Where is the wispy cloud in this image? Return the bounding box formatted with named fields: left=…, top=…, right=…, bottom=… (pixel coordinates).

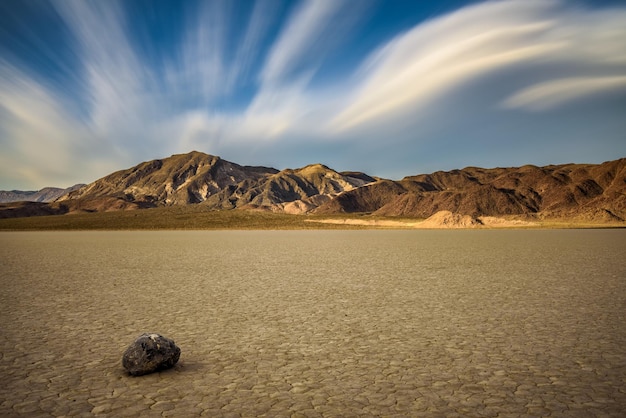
left=0, top=0, right=624, bottom=189
left=175, top=0, right=370, bottom=149
left=503, top=76, right=626, bottom=111
left=228, top=0, right=280, bottom=88
left=53, top=0, right=151, bottom=132
left=260, top=0, right=345, bottom=85
left=331, top=0, right=561, bottom=130
left=330, top=0, right=626, bottom=135
left=0, top=62, right=119, bottom=188
left=165, top=0, right=232, bottom=106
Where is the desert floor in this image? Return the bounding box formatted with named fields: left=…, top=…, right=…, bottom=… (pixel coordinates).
left=1, top=230, right=625, bottom=417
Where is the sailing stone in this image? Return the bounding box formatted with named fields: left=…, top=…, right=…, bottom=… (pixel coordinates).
left=122, top=333, right=181, bottom=376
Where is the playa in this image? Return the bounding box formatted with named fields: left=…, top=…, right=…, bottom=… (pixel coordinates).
left=1, top=230, right=625, bottom=417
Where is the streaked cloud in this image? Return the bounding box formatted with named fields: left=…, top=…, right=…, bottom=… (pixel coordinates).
left=228, top=0, right=280, bottom=88
left=167, top=0, right=231, bottom=105
left=53, top=0, right=150, bottom=130
left=503, top=76, right=626, bottom=111
left=0, top=63, right=121, bottom=188
left=330, top=0, right=626, bottom=131
left=0, top=0, right=624, bottom=190
left=261, top=0, right=346, bottom=85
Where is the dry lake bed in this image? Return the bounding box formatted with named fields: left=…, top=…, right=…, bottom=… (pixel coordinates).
left=1, top=230, right=625, bottom=417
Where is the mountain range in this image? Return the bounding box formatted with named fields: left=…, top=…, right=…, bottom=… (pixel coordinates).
left=1, top=151, right=625, bottom=223
left=0, top=184, right=84, bottom=204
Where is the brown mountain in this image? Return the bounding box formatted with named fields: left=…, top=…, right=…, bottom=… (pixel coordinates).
left=203, top=163, right=376, bottom=213
left=1, top=152, right=624, bottom=223
left=54, top=151, right=375, bottom=215
left=58, top=151, right=278, bottom=208
left=315, top=158, right=626, bottom=222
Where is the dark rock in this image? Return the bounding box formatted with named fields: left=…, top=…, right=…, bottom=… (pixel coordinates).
left=122, top=333, right=181, bottom=376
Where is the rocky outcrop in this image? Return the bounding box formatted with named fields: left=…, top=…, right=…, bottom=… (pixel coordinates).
left=204, top=163, right=376, bottom=213
left=122, top=333, right=181, bottom=376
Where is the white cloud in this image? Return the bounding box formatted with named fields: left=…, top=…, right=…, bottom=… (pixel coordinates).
left=52, top=0, right=153, bottom=135
left=165, top=0, right=232, bottom=105
left=0, top=0, right=180, bottom=189
left=174, top=0, right=369, bottom=153
left=330, top=0, right=626, bottom=132
left=50, top=0, right=189, bottom=163
left=261, top=0, right=345, bottom=85
left=167, top=75, right=320, bottom=157
left=227, top=0, right=280, bottom=88
left=1, top=0, right=625, bottom=190
left=503, top=76, right=626, bottom=110
left=170, top=111, right=226, bottom=153
left=0, top=63, right=121, bottom=188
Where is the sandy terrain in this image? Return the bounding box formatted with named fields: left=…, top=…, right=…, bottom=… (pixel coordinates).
left=306, top=218, right=423, bottom=228
left=308, top=211, right=538, bottom=228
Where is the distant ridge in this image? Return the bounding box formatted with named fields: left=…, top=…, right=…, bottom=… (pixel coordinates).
left=1, top=151, right=624, bottom=223
left=0, top=184, right=84, bottom=204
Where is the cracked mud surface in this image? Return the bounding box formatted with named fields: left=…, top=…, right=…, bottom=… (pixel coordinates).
left=1, top=230, right=625, bottom=417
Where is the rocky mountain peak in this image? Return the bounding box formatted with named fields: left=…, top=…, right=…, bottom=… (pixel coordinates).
left=58, top=151, right=278, bottom=206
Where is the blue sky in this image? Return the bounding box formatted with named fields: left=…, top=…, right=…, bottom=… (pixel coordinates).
left=1, top=0, right=625, bottom=190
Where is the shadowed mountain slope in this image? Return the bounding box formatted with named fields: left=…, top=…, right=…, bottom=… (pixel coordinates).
left=315, top=158, right=626, bottom=221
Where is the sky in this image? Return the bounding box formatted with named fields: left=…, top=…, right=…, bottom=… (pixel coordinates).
left=1, top=0, right=625, bottom=190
